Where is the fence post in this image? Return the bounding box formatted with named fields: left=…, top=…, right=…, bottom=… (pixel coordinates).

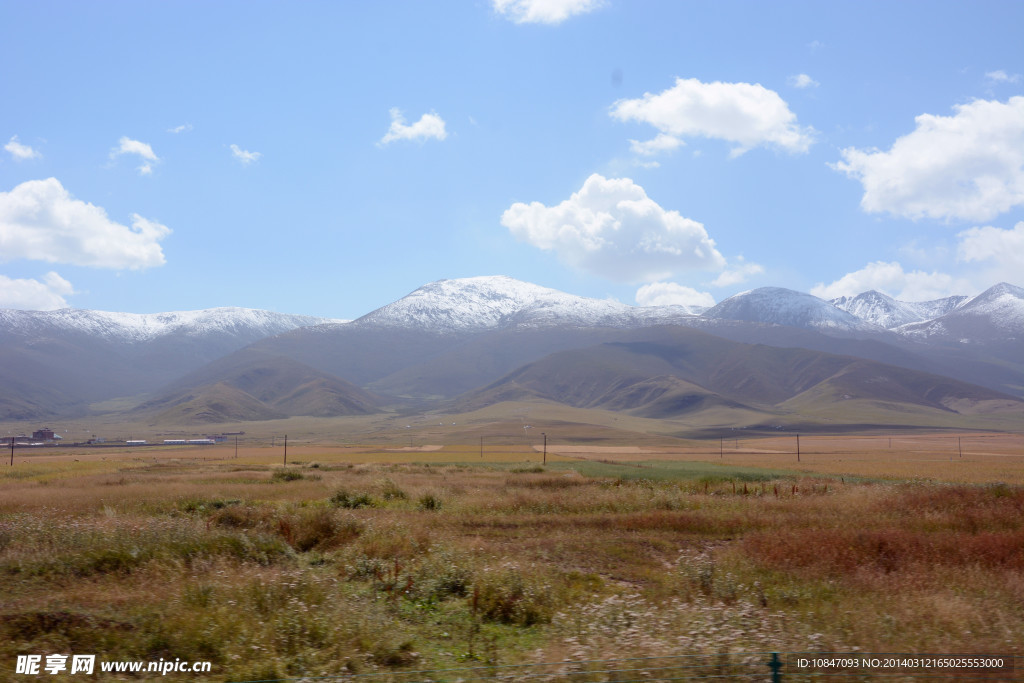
left=768, top=652, right=783, bottom=682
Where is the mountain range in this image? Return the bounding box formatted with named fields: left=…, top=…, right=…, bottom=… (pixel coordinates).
left=1, top=277, right=1022, bottom=432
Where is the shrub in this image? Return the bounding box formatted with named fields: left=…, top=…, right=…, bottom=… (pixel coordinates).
left=417, top=493, right=442, bottom=511
left=277, top=509, right=362, bottom=552
left=330, top=489, right=376, bottom=509
left=378, top=478, right=407, bottom=501
left=472, top=567, right=553, bottom=626
left=271, top=469, right=304, bottom=482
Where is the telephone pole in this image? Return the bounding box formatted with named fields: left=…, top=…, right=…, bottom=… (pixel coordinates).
left=542, top=432, right=547, bottom=465
left=283, top=435, right=288, bottom=466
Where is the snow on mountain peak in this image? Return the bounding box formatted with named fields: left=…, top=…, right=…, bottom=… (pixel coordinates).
left=706, top=287, right=875, bottom=331
left=353, top=275, right=699, bottom=332
left=830, top=290, right=971, bottom=329
left=0, top=306, right=337, bottom=342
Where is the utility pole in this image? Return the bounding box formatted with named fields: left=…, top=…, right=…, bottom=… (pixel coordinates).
left=479, top=436, right=483, bottom=459
left=720, top=436, right=723, bottom=459
left=283, top=435, right=288, bottom=466
left=542, top=432, right=547, bottom=465
left=235, top=435, right=238, bottom=459
left=958, top=436, right=962, bottom=458
left=796, top=433, right=801, bottom=462
left=9, top=437, right=13, bottom=466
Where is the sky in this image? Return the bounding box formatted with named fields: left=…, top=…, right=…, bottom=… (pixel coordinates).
left=1, top=0, right=1022, bottom=318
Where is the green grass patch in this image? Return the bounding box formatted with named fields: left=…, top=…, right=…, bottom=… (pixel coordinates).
left=546, top=459, right=800, bottom=483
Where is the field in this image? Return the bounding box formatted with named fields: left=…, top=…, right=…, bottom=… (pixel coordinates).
left=2, top=427, right=1023, bottom=681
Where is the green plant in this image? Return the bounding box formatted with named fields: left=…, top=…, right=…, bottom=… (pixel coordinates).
left=330, top=488, right=376, bottom=509
left=271, top=469, right=304, bottom=482
left=417, top=493, right=442, bottom=511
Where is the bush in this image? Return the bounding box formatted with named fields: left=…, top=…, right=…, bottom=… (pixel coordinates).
left=330, top=489, right=376, bottom=509
left=271, top=469, right=304, bottom=482
left=378, top=478, right=407, bottom=501
left=417, top=493, right=442, bottom=511
left=277, top=509, right=361, bottom=552
left=472, top=568, right=553, bottom=626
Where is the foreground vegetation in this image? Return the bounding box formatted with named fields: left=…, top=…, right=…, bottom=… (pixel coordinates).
left=1, top=448, right=1022, bottom=681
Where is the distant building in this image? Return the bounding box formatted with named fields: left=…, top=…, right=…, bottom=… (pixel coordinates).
left=32, top=428, right=55, bottom=441
left=126, top=440, right=147, bottom=445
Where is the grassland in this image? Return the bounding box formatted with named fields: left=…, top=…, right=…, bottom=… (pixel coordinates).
left=1, top=431, right=1023, bottom=681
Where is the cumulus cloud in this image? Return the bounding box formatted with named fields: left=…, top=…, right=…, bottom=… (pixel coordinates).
left=610, top=77, right=816, bottom=157
left=379, top=108, right=448, bottom=145
left=0, top=178, right=170, bottom=270
left=0, top=272, right=74, bottom=310
left=492, top=0, right=603, bottom=24
left=985, top=70, right=1021, bottom=84
left=957, top=221, right=1024, bottom=285
left=710, top=258, right=765, bottom=287
left=5, top=136, right=41, bottom=161
left=788, top=73, right=819, bottom=89
left=167, top=123, right=193, bottom=134
left=501, top=173, right=725, bottom=283
left=635, top=282, right=715, bottom=309
left=832, top=97, right=1024, bottom=222
left=810, top=261, right=967, bottom=301
left=230, top=144, right=262, bottom=165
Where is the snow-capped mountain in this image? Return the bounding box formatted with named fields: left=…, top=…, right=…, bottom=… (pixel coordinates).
left=897, top=283, right=1024, bottom=343
left=352, top=276, right=699, bottom=333
left=704, top=287, right=879, bottom=332
left=0, top=306, right=338, bottom=343
left=0, top=306, right=341, bottom=419
left=830, top=291, right=969, bottom=329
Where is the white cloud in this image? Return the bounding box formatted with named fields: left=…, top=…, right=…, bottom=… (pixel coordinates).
left=635, top=282, right=715, bottom=309
left=492, top=0, right=603, bottom=24
left=113, top=137, right=158, bottom=161
left=957, top=221, right=1024, bottom=286
left=810, top=261, right=967, bottom=301
left=112, top=137, right=159, bottom=175
left=710, top=258, right=765, bottom=287
left=629, top=133, right=683, bottom=156
left=5, top=136, right=41, bottom=161
left=167, top=123, right=193, bottom=134
left=0, top=271, right=74, bottom=310
left=230, top=144, right=262, bottom=165
left=0, top=178, right=170, bottom=270
left=788, top=73, right=819, bottom=89
left=610, top=77, right=816, bottom=157
left=832, top=97, right=1024, bottom=222
left=379, top=108, right=448, bottom=145
left=501, top=173, right=725, bottom=283
left=985, top=70, right=1021, bottom=84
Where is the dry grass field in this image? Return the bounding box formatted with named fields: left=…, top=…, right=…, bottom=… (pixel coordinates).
left=1, top=429, right=1022, bottom=680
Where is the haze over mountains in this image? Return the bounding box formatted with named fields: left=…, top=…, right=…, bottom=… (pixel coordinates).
left=1, top=277, right=1021, bottom=431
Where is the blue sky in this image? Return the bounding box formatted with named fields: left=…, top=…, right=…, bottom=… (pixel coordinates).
left=1, top=0, right=1022, bottom=317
